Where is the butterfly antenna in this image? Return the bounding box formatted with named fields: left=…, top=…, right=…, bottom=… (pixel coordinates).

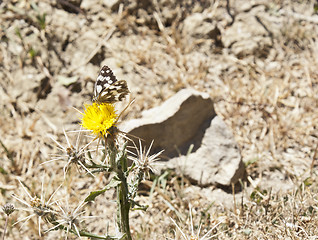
left=117, top=98, right=135, bottom=120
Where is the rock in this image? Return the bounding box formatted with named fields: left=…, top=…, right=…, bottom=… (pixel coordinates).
left=222, top=6, right=272, bottom=58
left=121, top=89, right=215, bottom=157
left=102, top=0, right=121, bottom=10
left=182, top=13, right=221, bottom=40
left=57, top=0, right=82, bottom=14
left=167, top=116, right=244, bottom=186
left=121, top=89, right=245, bottom=186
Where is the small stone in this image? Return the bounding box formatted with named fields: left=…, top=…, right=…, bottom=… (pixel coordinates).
left=182, top=13, right=220, bottom=40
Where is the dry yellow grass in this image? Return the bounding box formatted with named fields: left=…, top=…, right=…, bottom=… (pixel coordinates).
left=0, top=0, right=317, bottom=239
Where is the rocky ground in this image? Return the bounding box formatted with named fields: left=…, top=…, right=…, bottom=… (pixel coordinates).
left=0, top=0, right=318, bottom=239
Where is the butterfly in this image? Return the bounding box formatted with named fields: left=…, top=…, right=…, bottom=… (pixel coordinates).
left=93, top=65, right=129, bottom=104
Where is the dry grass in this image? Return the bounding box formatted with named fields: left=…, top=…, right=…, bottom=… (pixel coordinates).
left=0, top=0, right=318, bottom=239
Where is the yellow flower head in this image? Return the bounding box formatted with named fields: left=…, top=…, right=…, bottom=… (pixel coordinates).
left=81, top=103, right=118, bottom=137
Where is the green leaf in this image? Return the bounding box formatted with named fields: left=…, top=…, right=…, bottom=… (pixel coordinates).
left=0, top=166, right=8, bottom=174
left=37, top=13, right=46, bottom=30
left=314, top=3, right=318, bottom=13
left=303, top=177, right=313, bottom=186
left=15, top=27, right=22, bottom=40
left=28, top=47, right=37, bottom=59
left=85, top=178, right=121, bottom=202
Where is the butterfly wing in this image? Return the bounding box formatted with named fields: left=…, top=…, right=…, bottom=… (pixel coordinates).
left=93, top=66, right=129, bottom=103
left=97, top=80, right=129, bottom=103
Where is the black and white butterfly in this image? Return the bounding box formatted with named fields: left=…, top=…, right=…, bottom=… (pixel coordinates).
left=93, top=65, right=129, bottom=104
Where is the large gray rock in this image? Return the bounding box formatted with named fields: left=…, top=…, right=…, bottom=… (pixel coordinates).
left=121, top=89, right=215, bottom=157
left=167, top=116, right=244, bottom=186
left=121, top=89, right=244, bottom=186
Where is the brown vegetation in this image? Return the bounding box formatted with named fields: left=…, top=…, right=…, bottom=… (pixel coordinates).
left=0, top=0, right=317, bottom=239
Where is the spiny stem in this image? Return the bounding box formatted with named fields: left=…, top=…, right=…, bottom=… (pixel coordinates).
left=116, top=165, right=132, bottom=240
left=104, top=136, right=132, bottom=240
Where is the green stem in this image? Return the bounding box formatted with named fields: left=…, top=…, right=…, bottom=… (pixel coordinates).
left=105, top=137, right=131, bottom=240
left=116, top=168, right=132, bottom=240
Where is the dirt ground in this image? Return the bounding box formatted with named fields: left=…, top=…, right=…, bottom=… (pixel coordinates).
left=0, top=0, right=318, bottom=239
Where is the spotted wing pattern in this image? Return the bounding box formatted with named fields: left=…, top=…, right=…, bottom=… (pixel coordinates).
left=93, top=65, right=129, bottom=103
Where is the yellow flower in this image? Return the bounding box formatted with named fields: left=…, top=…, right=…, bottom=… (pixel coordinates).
left=81, top=103, right=118, bottom=137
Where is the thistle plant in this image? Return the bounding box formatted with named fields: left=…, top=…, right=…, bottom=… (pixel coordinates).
left=80, top=101, right=135, bottom=239
left=2, top=203, right=15, bottom=240
left=74, top=66, right=162, bottom=239
left=11, top=65, right=162, bottom=239
left=12, top=179, right=59, bottom=237
left=171, top=204, right=224, bottom=240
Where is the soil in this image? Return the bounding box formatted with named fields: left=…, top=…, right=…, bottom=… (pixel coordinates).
left=0, top=0, right=318, bottom=239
